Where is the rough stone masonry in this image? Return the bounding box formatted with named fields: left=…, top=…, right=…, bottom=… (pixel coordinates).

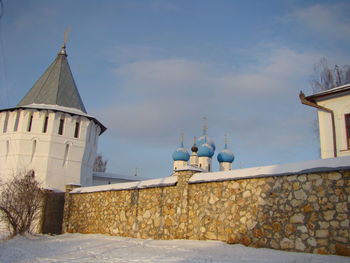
left=61, top=169, right=350, bottom=256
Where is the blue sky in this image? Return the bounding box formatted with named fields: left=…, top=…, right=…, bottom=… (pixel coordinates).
left=1, top=0, right=350, bottom=179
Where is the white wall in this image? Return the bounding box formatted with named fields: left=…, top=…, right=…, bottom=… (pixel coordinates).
left=316, top=93, right=350, bottom=158
left=198, top=157, right=212, bottom=172
left=0, top=108, right=99, bottom=190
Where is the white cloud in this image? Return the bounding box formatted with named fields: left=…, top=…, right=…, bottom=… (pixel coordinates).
left=290, top=3, right=350, bottom=42
left=96, top=46, right=322, bottom=152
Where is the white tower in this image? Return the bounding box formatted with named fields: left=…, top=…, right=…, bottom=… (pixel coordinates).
left=0, top=44, right=106, bottom=190
left=217, top=136, right=235, bottom=171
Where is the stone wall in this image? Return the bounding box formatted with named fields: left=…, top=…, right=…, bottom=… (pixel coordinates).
left=63, top=169, right=350, bottom=256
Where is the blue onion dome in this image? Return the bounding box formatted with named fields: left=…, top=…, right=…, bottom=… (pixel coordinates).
left=197, top=135, right=216, bottom=151
left=172, top=143, right=190, bottom=161
left=197, top=143, right=214, bottom=157
left=217, top=144, right=235, bottom=163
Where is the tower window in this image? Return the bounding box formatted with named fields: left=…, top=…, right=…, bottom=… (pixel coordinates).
left=31, top=140, right=37, bottom=162
left=3, top=112, right=9, bottom=133
left=345, top=114, right=350, bottom=149
left=58, top=116, right=65, bottom=135
left=87, top=124, right=92, bottom=142
left=74, top=121, right=80, bottom=138
left=63, top=143, right=70, bottom=167
left=43, top=115, right=49, bottom=133
left=14, top=111, right=20, bottom=131
left=6, top=140, right=9, bottom=159
left=27, top=113, right=33, bottom=132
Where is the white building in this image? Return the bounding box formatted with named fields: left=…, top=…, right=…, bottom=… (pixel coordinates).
left=300, top=84, right=350, bottom=159
left=0, top=45, right=106, bottom=190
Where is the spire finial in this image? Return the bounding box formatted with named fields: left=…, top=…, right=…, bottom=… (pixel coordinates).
left=59, top=28, right=70, bottom=56
left=180, top=132, right=184, bottom=147
left=224, top=134, right=228, bottom=149
left=202, top=117, right=208, bottom=135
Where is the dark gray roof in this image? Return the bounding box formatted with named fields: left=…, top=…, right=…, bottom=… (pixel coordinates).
left=17, top=46, right=87, bottom=113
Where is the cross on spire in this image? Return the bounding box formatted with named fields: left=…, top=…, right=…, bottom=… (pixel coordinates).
left=202, top=117, right=208, bottom=135
left=59, top=28, right=70, bottom=56
left=224, top=134, right=228, bottom=149
left=180, top=132, right=184, bottom=147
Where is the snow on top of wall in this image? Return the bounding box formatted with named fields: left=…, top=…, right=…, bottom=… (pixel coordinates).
left=189, top=156, right=350, bottom=184
left=43, top=187, right=64, bottom=193
left=71, top=176, right=178, bottom=194
left=174, top=166, right=205, bottom=172
left=93, top=172, right=149, bottom=181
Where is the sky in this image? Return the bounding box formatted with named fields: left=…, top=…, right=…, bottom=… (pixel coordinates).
left=0, top=0, right=350, bottom=179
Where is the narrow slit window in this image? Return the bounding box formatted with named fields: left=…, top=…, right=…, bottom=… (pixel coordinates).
left=27, top=113, right=33, bottom=132
left=74, top=121, right=80, bottom=138
left=3, top=112, right=9, bottom=133
left=43, top=115, right=49, bottom=133
left=14, top=111, right=20, bottom=131
left=63, top=144, right=69, bottom=167
left=58, top=116, right=65, bottom=135
left=93, top=127, right=99, bottom=146
left=345, top=114, right=350, bottom=149
left=87, top=124, right=92, bottom=142
left=31, top=140, right=37, bottom=162
left=6, top=140, right=9, bottom=159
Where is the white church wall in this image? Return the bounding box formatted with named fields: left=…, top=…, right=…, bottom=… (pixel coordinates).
left=316, top=93, right=350, bottom=158
left=219, top=162, right=231, bottom=171
left=198, top=157, right=212, bottom=172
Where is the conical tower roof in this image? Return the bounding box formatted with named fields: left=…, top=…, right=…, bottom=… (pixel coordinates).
left=17, top=45, right=87, bottom=113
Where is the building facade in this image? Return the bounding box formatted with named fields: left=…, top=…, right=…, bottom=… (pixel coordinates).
left=300, top=84, right=350, bottom=159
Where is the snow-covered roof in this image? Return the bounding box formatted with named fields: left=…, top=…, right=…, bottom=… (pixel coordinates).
left=189, top=156, right=350, bottom=184
left=71, top=176, right=178, bottom=194
left=93, top=172, right=149, bottom=181
left=174, top=165, right=205, bottom=172
left=305, top=83, right=350, bottom=102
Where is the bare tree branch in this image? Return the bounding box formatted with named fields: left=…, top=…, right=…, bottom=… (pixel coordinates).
left=0, top=170, right=43, bottom=237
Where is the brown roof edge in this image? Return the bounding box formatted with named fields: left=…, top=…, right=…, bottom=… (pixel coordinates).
left=304, top=84, right=350, bottom=102
left=299, top=91, right=337, bottom=158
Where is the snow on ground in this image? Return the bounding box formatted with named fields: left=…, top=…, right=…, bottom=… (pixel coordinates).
left=0, top=233, right=348, bottom=263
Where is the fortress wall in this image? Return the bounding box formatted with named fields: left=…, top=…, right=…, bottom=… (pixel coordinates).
left=62, top=169, right=350, bottom=256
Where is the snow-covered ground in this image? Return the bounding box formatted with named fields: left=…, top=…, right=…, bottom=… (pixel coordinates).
left=0, top=233, right=348, bottom=263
